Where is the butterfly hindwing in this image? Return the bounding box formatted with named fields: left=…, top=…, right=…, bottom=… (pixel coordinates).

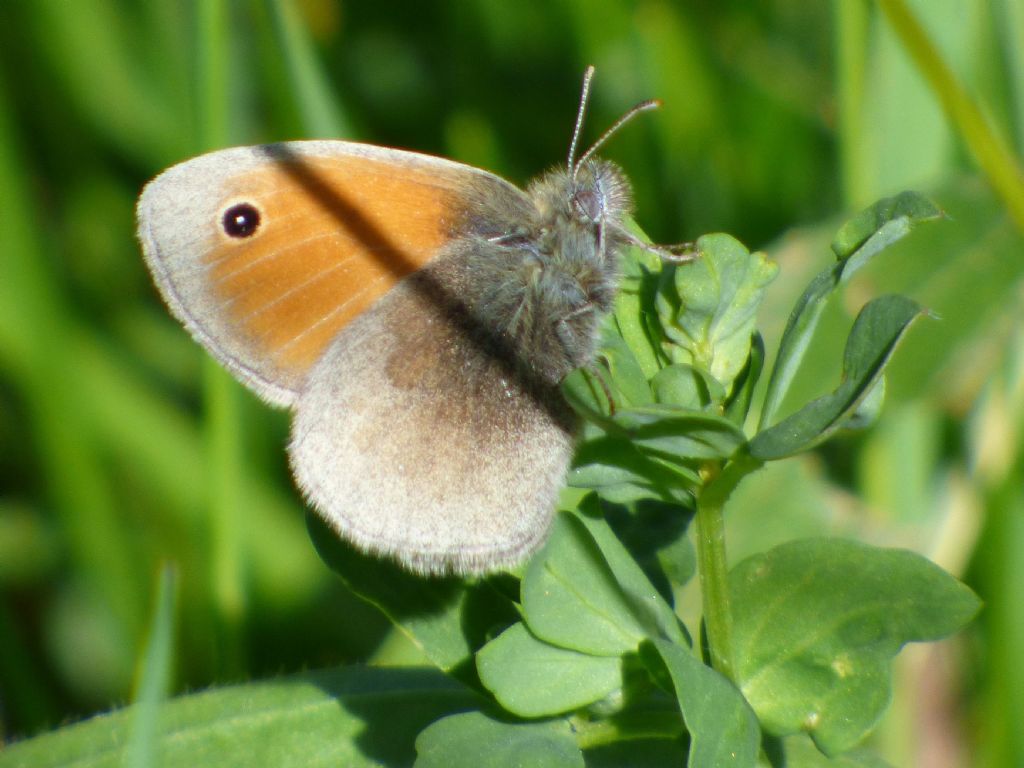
left=288, top=248, right=577, bottom=575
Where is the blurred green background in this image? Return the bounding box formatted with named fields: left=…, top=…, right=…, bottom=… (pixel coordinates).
left=0, top=0, right=1021, bottom=764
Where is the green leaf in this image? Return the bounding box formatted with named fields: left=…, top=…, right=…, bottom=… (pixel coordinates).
left=614, top=228, right=670, bottom=379
left=598, top=325, right=659, bottom=408
left=830, top=191, right=943, bottom=259
left=764, top=179, right=1019, bottom=407
left=520, top=504, right=687, bottom=656
left=642, top=639, right=760, bottom=767
left=573, top=501, right=689, bottom=647
left=611, top=405, right=748, bottom=461
left=307, top=512, right=518, bottom=677
left=603, top=500, right=697, bottom=594
left=724, top=332, right=765, bottom=426
left=749, top=295, right=924, bottom=460
left=521, top=512, right=651, bottom=655
left=476, top=623, right=623, bottom=717
left=0, top=667, right=479, bottom=768
left=730, top=538, right=981, bottom=755
left=569, top=437, right=700, bottom=505
left=562, top=241, right=665, bottom=422
left=759, top=191, right=942, bottom=428
left=656, top=233, right=778, bottom=392
left=563, top=329, right=656, bottom=421
left=415, top=712, right=584, bottom=768
left=776, top=734, right=894, bottom=767
left=650, top=364, right=725, bottom=410
left=842, top=377, right=886, bottom=432
left=562, top=368, right=613, bottom=423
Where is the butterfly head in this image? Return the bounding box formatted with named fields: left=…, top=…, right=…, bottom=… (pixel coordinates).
left=554, top=66, right=660, bottom=236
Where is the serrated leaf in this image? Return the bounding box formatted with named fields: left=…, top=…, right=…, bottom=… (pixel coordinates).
left=642, top=639, right=760, bottom=767
left=476, top=623, right=623, bottom=717
left=749, top=295, right=924, bottom=460
left=307, top=512, right=517, bottom=676
left=760, top=192, right=942, bottom=428
left=415, top=712, right=584, bottom=768
left=656, top=233, right=777, bottom=391
left=730, top=538, right=981, bottom=755
left=0, top=667, right=479, bottom=768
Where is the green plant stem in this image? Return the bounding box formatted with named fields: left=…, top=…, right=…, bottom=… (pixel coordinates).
left=834, top=0, right=870, bottom=207
left=202, top=362, right=246, bottom=674
left=195, top=0, right=228, bottom=153
left=194, top=0, right=246, bottom=676
left=265, top=0, right=349, bottom=137
left=695, top=452, right=762, bottom=681
left=877, top=0, right=1024, bottom=234
left=999, top=0, right=1024, bottom=152
left=695, top=473, right=734, bottom=680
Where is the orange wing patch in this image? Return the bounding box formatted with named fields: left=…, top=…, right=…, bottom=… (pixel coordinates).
left=205, top=153, right=459, bottom=381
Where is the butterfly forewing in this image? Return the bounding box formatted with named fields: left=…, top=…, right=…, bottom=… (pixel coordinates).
left=137, top=140, right=529, bottom=405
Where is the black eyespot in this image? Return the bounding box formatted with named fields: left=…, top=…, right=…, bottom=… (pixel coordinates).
left=221, top=203, right=261, bottom=238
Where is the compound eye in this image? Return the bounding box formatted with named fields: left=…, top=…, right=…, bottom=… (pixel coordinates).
left=573, top=187, right=603, bottom=222
left=221, top=202, right=262, bottom=238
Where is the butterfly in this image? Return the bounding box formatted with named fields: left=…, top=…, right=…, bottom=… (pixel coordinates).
left=136, top=67, right=667, bottom=575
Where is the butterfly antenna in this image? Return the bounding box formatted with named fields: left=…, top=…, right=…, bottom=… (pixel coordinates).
left=574, top=98, right=661, bottom=176
left=568, top=65, right=597, bottom=173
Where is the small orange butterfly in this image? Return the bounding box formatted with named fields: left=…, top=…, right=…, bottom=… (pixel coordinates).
left=137, top=67, right=666, bottom=575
